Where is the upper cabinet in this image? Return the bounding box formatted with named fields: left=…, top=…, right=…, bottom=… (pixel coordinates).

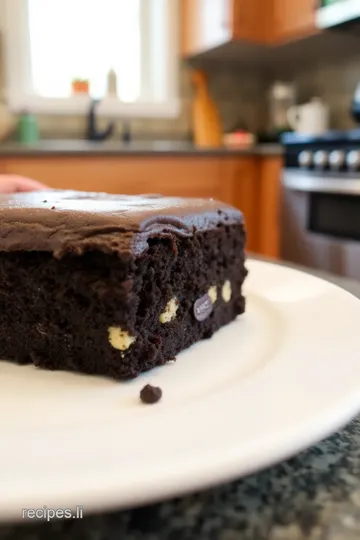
left=272, top=0, right=317, bottom=43
left=181, top=0, right=267, bottom=57
left=181, top=0, right=319, bottom=57
left=232, top=0, right=273, bottom=44
left=182, top=0, right=232, bottom=57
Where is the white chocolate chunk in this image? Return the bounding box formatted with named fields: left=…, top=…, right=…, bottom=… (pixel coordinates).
left=222, top=280, right=232, bottom=303
left=108, top=326, right=136, bottom=351
left=159, top=297, right=179, bottom=324
left=208, top=285, right=217, bottom=304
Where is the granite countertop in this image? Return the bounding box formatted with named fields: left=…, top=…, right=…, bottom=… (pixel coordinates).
left=1, top=260, right=360, bottom=540
left=0, top=140, right=283, bottom=157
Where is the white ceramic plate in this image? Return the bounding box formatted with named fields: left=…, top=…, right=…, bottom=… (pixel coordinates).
left=1, top=259, right=360, bottom=520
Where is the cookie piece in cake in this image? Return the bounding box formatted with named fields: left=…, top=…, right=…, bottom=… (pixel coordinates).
left=0, top=190, right=247, bottom=379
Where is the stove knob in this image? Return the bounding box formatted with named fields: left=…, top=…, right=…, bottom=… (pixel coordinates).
left=329, top=150, right=346, bottom=170
left=346, top=150, right=360, bottom=171
left=298, top=150, right=313, bottom=168
left=314, top=150, right=329, bottom=169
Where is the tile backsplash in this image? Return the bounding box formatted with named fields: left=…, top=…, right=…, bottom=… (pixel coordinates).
left=0, top=54, right=266, bottom=140
left=0, top=27, right=359, bottom=140
left=280, top=54, right=360, bottom=131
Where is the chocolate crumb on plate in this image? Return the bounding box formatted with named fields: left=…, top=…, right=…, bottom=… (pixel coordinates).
left=42, top=200, right=47, bottom=203
left=140, top=384, right=162, bottom=404
left=51, top=206, right=56, bottom=210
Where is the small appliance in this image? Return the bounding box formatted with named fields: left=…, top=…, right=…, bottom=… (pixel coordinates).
left=287, top=98, right=329, bottom=136
left=268, top=81, right=296, bottom=135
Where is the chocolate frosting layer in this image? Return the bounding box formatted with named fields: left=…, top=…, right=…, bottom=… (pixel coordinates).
left=0, top=190, right=243, bottom=258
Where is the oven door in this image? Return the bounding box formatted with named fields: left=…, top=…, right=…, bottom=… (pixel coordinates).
left=281, top=169, right=360, bottom=279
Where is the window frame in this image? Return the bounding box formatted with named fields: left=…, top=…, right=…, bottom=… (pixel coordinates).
left=2, top=0, right=180, bottom=118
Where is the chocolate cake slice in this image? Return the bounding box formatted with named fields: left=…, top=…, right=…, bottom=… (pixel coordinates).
left=0, top=190, right=247, bottom=379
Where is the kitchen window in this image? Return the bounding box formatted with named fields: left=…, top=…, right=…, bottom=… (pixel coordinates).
left=2, top=0, right=179, bottom=117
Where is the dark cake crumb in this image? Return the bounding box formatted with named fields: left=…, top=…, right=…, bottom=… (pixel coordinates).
left=140, top=384, right=162, bottom=404
left=42, top=200, right=47, bottom=203
left=51, top=206, right=56, bottom=210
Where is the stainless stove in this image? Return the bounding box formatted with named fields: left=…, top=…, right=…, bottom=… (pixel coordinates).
left=281, top=130, right=360, bottom=279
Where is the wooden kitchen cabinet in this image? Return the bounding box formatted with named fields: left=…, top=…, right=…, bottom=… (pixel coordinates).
left=181, top=0, right=267, bottom=56
left=218, top=156, right=283, bottom=257
left=2, top=155, right=224, bottom=198
left=270, top=0, right=317, bottom=43
left=232, top=0, right=272, bottom=44
left=257, top=156, right=283, bottom=259
left=221, top=157, right=259, bottom=252
left=182, top=0, right=319, bottom=56
left=182, top=0, right=232, bottom=56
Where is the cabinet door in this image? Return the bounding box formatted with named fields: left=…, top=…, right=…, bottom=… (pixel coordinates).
left=0, top=159, right=7, bottom=173
left=221, top=157, right=259, bottom=253
left=274, top=0, right=317, bottom=42
left=182, top=0, right=232, bottom=56
left=258, top=157, right=282, bottom=259
left=232, top=0, right=272, bottom=44
left=3, top=156, right=223, bottom=198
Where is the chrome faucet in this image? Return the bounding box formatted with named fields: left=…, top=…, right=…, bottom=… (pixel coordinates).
left=86, top=99, right=114, bottom=142
left=86, top=99, right=132, bottom=143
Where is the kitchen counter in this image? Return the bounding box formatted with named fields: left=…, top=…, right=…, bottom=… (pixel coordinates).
left=1, top=259, right=360, bottom=540
left=0, top=140, right=283, bottom=157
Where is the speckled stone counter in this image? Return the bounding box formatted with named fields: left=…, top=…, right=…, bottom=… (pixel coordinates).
left=0, top=140, right=283, bottom=157
left=1, top=261, right=360, bottom=540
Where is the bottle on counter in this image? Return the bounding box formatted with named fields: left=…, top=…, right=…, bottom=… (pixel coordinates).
left=107, top=68, right=117, bottom=98
left=17, top=110, right=39, bottom=144
left=191, top=70, right=223, bottom=148
left=268, top=81, right=296, bottom=135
